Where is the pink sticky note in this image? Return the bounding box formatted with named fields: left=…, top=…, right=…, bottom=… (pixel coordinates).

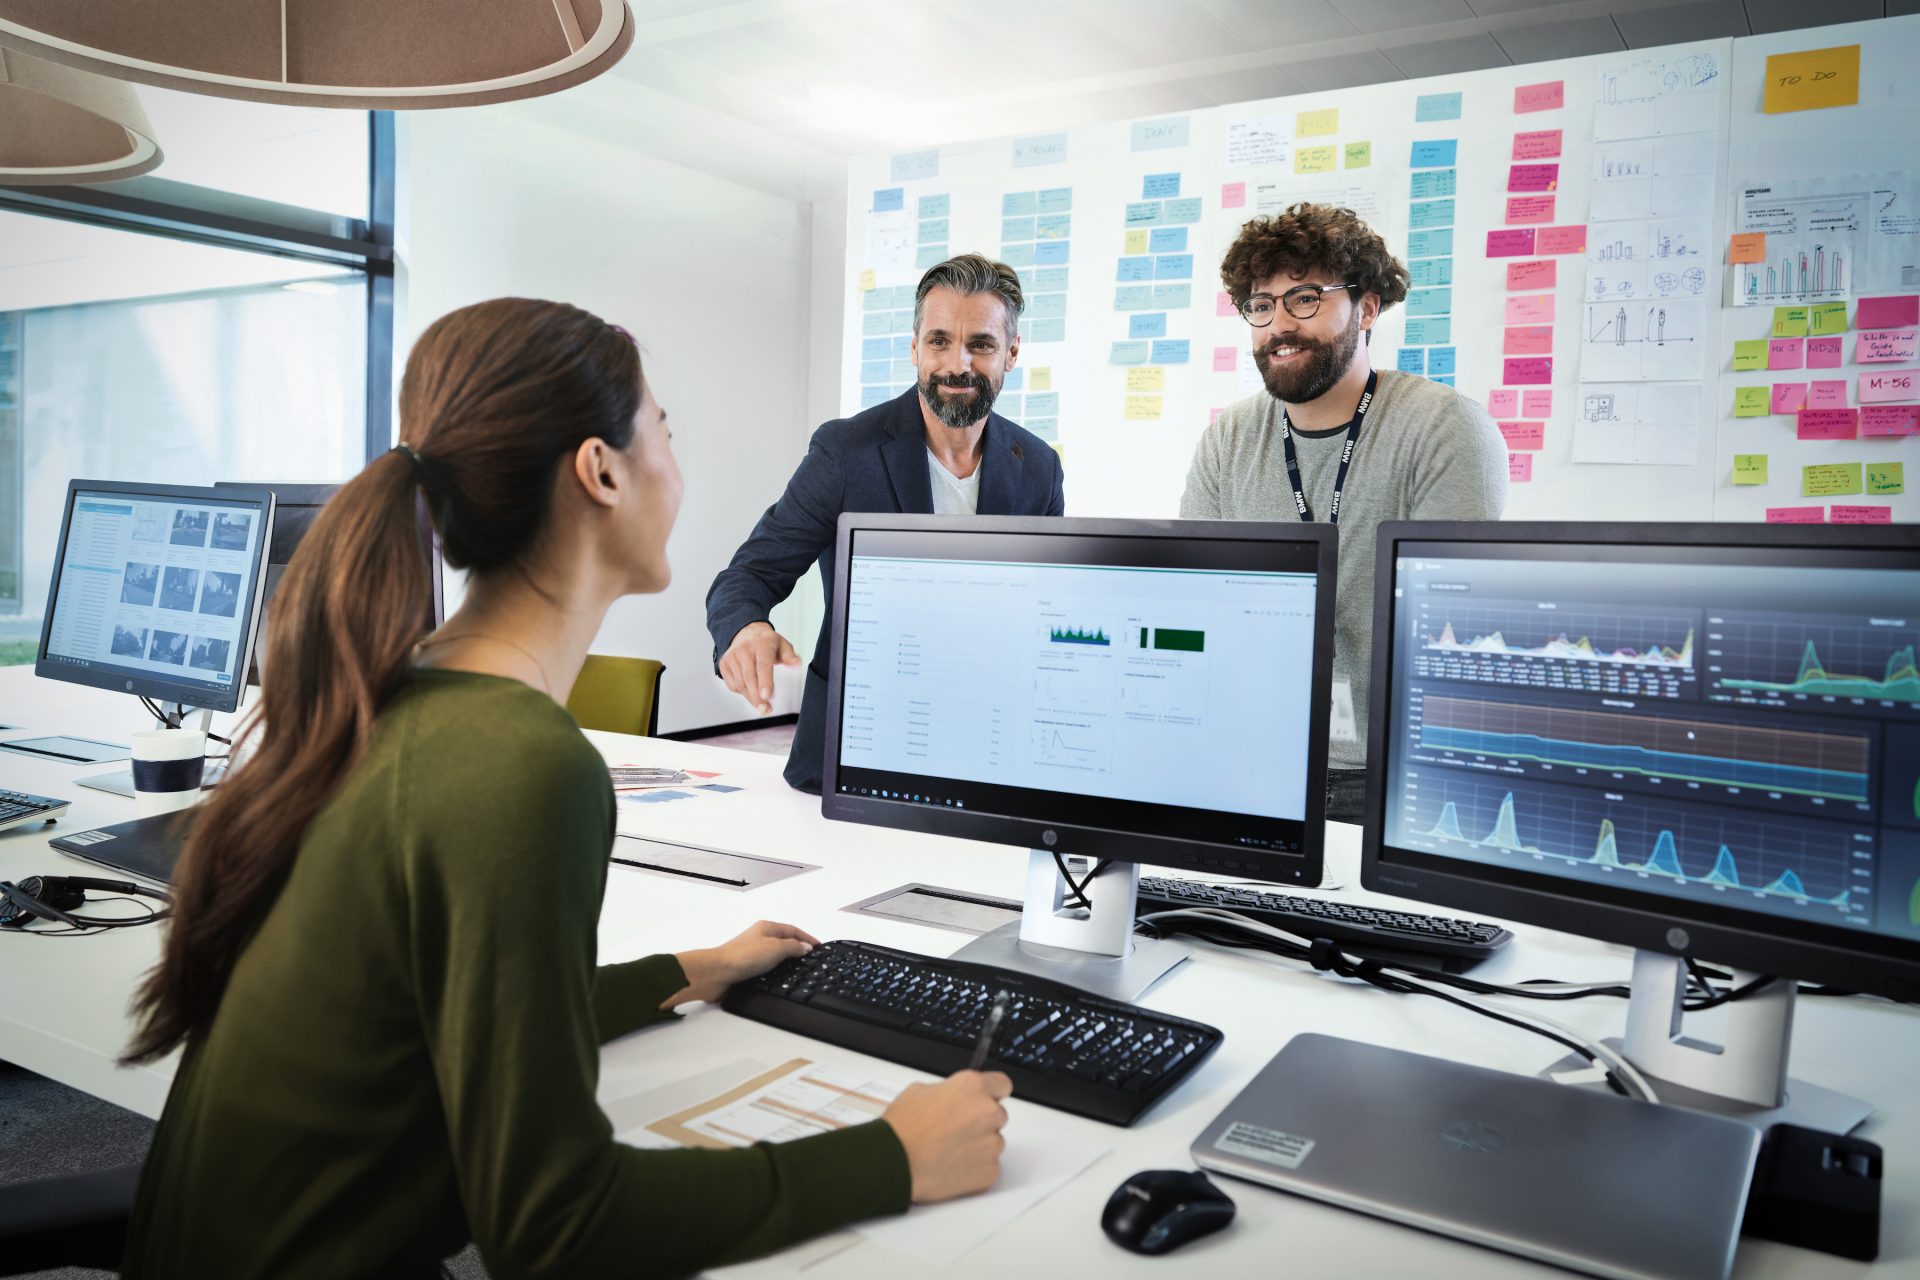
left=1508, top=163, right=1559, bottom=192
left=1221, top=181, right=1246, bottom=209
left=1506, top=259, right=1556, bottom=291
left=1514, top=81, right=1564, bottom=113
left=1534, top=225, right=1587, bottom=255
left=1505, top=295, right=1555, bottom=325
left=1831, top=505, right=1893, bottom=524
left=1767, top=338, right=1805, bottom=371
left=1861, top=369, right=1920, bottom=403
left=1486, top=228, right=1537, bottom=257
left=1488, top=389, right=1520, bottom=417
left=1512, top=129, right=1563, bottom=160
left=1504, top=325, right=1554, bottom=355
left=1796, top=408, right=1858, bottom=440
left=1504, top=357, right=1553, bottom=385
left=1806, top=335, right=1844, bottom=368
left=1856, top=295, right=1920, bottom=329
left=1508, top=453, right=1534, bottom=482
left=1857, top=328, right=1919, bottom=362
left=1766, top=506, right=1827, bottom=524
left=1498, top=422, right=1545, bottom=450
left=1523, top=390, right=1553, bottom=417
left=1211, top=346, right=1237, bottom=373
left=1506, top=195, right=1557, bottom=224
left=1808, top=380, right=1848, bottom=409
left=1771, top=382, right=1808, bottom=414
left=1209, top=406, right=1225, bottom=424
left=1216, top=290, right=1236, bottom=318
left=1862, top=404, right=1920, bottom=436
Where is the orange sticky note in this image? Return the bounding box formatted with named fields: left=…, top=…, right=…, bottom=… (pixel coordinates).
left=1763, top=45, right=1860, bottom=114
left=1729, top=233, right=1765, bottom=264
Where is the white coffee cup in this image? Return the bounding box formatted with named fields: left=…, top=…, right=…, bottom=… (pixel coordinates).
left=131, top=729, right=208, bottom=818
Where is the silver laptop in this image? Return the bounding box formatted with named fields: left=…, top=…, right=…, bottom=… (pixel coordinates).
left=1193, top=1034, right=1759, bottom=1280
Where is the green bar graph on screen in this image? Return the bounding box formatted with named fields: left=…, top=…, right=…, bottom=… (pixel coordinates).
left=1152, top=628, right=1205, bottom=653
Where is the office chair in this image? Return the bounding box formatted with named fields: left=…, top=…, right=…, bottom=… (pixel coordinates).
left=566, top=655, right=665, bottom=737
left=0, top=1162, right=141, bottom=1274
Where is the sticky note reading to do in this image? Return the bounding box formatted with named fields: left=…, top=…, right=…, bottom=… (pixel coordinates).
left=1763, top=45, right=1861, bottom=114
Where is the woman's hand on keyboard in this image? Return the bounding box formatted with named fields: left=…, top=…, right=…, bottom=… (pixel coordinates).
left=884, top=1069, right=1014, bottom=1203
left=666, top=920, right=820, bottom=1007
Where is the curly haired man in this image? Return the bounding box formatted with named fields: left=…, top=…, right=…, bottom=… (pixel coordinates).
left=1182, top=203, right=1507, bottom=824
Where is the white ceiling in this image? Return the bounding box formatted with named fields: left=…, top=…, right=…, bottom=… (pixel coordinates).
left=617, top=0, right=1915, bottom=153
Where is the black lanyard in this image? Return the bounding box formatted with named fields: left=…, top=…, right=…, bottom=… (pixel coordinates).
left=1279, top=370, right=1376, bottom=525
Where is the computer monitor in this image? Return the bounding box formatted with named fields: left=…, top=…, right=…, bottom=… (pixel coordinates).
left=35, top=479, right=276, bottom=717
left=822, top=514, right=1337, bottom=1000
left=1363, top=520, right=1920, bottom=1131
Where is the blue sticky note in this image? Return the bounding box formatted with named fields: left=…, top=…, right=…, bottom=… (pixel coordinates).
left=1109, top=341, right=1152, bottom=365
left=1150, top=339, right=1191, bottom=365
left=1000, top=242, right=1037, bottom=267
left=873, top=187, right=905, bottom=212
left=862, top=288, right=891, bottom=313
left=1142, top=172, right=1181, bottom=199
left=1407, top=288, right=1452, bottom=317
left=1409, top=140, right=1458, bottom=169
left=1030, top=317, right=1067, bottom=343
left=1148, top=227, right=1188, bottom=254
left=1410, top=169, right=1457, bottom=200
left=1013, top=132, right=1069, bottom=167
left=862, top=313, right=891, bottom=336
left=1117, top=257, right=1152, bottom=282
left=1415, top=92, right=1463, bottom=123
left=861, top=360, right=890, bottom=384
left=1432, top=375, right=1455, bottom=386
left=1035, top=241, right=1069, bottom=265
left=1037, top=187, right=1073, bottom=213
left=861, top=337, right=891, bottom=360
left=1407, top=228, right=1454, bottom=259
left=1027, top=418, right=1058, bottom=442
left=1152, top=283, right=1192, bottom=308
left=890, top=285, right=916, bottom=308
left=1154, top=254, right=1193, bottom=280
left=997, top=393, right=1024, bottom=418
left=1002, top=216, right=1036, bottom=241
left=1404, top=317, right=1452, bottom=346
left=1162, top=197, right=1202, bottom=224
left=1131, top=116, right=1190, bottom=151
left=1002, top=367, right=1026, bottom=391
left=1409, top=257, right=1453, bottom=287
left=1408, top=200, right=1454, bottom=230
left=1114, top=285, right=1153, bottom=310
left=915, top=244, right=947, bottom=269
left=1397, top=348, right=1426, bottom=374
left=890, top=358, right=916, bottom=381
left=917, top=193, right=950, bottom=218
left=1428, top=346, right=1457, bottom=376
left=1027, top=392, right=1061, bottom=416
left=1125, top=201, right=1163, bottom=226
left=892, top=335, right=912, bottom=357
left=892, top=150, right=939, bottom=182
left=1029, top=292, right=1068, bottom=318
left=1130, top=312, right=1169, bottom=339
left=1033, top=266, right=1069, bottom=291
left=888, top=310, right=914, bottom=334
left=918, top=218, right=950, bottom=242
left=1018, top=319, right=1031, bottom=340
left=1002, top=191, right=1038, bottom=216
left=1035, top=213, right=1071, bottom=239
left=860, top=386, right=892, bottom=409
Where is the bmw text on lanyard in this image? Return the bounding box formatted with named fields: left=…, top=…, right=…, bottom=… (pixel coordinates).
left=1279, top=370, right=1377, bottom=526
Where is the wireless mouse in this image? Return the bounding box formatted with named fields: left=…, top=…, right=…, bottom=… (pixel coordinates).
left=1101, top=1168, right=1237, bottom=1255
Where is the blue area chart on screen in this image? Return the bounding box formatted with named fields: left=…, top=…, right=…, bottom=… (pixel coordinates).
left=838, top=555, right=1317, bottom=820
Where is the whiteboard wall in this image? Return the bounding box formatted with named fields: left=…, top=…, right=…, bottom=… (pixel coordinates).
left=839, top=15, right=1918, bottom=525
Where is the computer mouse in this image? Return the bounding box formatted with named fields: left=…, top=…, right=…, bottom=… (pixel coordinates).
left=1101, top=1168, right=1236, bottom=1255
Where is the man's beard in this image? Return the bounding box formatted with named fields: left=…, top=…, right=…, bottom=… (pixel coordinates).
left=1254, top=305, right=1362, bottom=406
left=919, top=370, right=1000, bottom=428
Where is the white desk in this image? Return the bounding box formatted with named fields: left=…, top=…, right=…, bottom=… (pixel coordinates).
left=1, top=665, right=1914, bottom=1278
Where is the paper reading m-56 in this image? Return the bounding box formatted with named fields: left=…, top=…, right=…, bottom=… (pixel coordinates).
left=1215, top=1121, right=1315, bottom=1169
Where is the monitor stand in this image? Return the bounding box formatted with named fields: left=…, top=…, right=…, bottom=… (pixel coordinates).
left=946, top=852, right=1191, bottom=1004
left=1545, top=949, right=1873, bottom=1135
left=76, top=704, right=222, bottom=798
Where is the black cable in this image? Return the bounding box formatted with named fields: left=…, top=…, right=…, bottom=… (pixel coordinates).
left=138, top=696, right=231, bottom=747
left=1051, top=852, right=1107, bottom=909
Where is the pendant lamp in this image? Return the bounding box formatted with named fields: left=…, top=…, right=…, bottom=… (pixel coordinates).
left=0, top=44, right=161, bottom=184
left=0, top=0, right=634, bottom=109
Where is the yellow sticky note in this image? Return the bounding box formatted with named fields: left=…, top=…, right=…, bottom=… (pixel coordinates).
left=1763, top=45, right=1861, bottom=114
left=1731, top=340, right=1768, bottom=371
left=1124, top=228, right=1150, bottom=255
left=1867, top=461, right=1906, bottom=495
left=1124, top=394, right=1163, bottom=420
left=1029, top=367, right=1052, bottom=392
left=1771, top=306, right=1809, bottom=338
left=1733, top=387, right=1770, bottom=417
left=1126, top=367, right=1165, bottom=392
left=858, top=269, right=876, bottom=292
left=1297, top=108, right=1338, bottom=137
left=1808, top=302, right=1849, bottom=336
left=1733, top=454, right=1769, bottom=486
left=1803, top=463, right=1864, bottom=498
left=1294, top=145, right=1337, bottom=175
left=1344, top=140, right=1371, bottom=169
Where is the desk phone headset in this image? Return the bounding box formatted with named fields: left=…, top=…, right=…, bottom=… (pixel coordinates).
left=0, top=876, right=170, bottom=931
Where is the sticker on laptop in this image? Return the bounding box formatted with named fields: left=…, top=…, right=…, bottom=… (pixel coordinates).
left=61, top=830, right=115, bottom=846
left=1214, top=1121, right=1315, bottom=1169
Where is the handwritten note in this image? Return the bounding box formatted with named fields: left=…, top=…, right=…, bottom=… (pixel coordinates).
left=1507, top=195, right=1556, bottom=224
left=1131, top=117, right=1191, bottom=152
left=1416, top=92, right=1462, bottom=122
left=1806, top=336, right=1843, bottom=368
left=1866, top=461, right=1905, bottom=495
left=1215, top=291, right=1237, bottom=318
left=858, top=268, right=876, bottom=292
left=1294, top=145, right=1338, bottom=174
left=1498, top=422, right=1544, bottom=450
left=1508, top=164, right=1559, bottom=192
left=1487, top=229, right=1536, bottom=257
left=1345, top=141, right=1372, bottom=168
left=1109, top=341, right=1150, bottom=365
left=1860, top=370, right=1919, bottom=403
left=1861, top=404, right=1920, bottom=436
left=1803, top=462, right=1864, bottom=497
left=1398, top=349, right=1425, bottom=374
left=1410, top=139, right=1458, bottom=168
left=1733, top=454, right=1768, bottom=485
left=1767, top=338, right=1806, bottom=371
left=1508, top=453, right=1534, bottom=482
left=1763, top=45, right=1861, bottom=114
left=1124, top=394, right=1163, bottom=420
left=1733, top=387, right=1770, bottom=417
left=1808, top=302, right=1849, bottom=336
left=1512, top=130, right=1562, bottom=160
left=1772, top=306, right=1809, bottom=337
left=1772, top=383, right=1808, bottom=414
left=1731, top=340, right=1768, bottom=371
left=1857, top=329, right=1918, bottom=363
left=1506, top=295, right=1555, bottom=325
left=1523, top=390, right=1553, bottom=418
left=1503, top=358, right=1553, bottom=385
left=1728, top=232, right=1766, bottom=264
left=1126, top=367, right=1165, bottom=392
left=1507, top=260, right=1556, bottom=291
left=1029, top=368, right=1052, bottom=391
left=1796, top=408, right=1857, bottom=440
left=1221, top=181, right=1246, bottom=209
left=1504, top=326, right=1555, bottom=355
left=1514, top=81, right=1565, bottom=113
left=1534, top=226, right=1587, bottom=255
left=1013, top=134, right=1068, bottom=167
left=1808, top=380, right=1849, bottom=409
left=1488, top=389, right=1520, bottom=417
left=1857, top=296, right=1920, bottom=329
left=1123, top=229, right=1149, bottom=255
left=1297, top=108, right=1338, bottom=137
left=1830, top=505, right=1891, bottom=524
left=1766, top=506, right=1826, bottom=524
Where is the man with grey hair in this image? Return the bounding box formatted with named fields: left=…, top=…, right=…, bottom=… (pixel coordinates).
left=707, top=252, right=1066, bottom=793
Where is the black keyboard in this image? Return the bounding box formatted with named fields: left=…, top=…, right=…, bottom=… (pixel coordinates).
left=0, top=789, right=69, bottom=833
left=723, top=939, right=1223, bottom=1126
left=1136, top=876, right=1512, bottom=964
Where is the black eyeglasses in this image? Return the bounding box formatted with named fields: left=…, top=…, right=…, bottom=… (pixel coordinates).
left=1238, top=283, right=1357, bottom=326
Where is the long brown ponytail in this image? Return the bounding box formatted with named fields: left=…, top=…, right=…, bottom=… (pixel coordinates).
left=125, top=298, right=642, bottom=1064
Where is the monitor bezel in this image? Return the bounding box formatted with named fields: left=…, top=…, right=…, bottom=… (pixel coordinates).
left=35, top=479, right=277, bottom=716
left=821, top=513, right=1338, bottom=884
left=1361, top=519, right=1920, bottom=1002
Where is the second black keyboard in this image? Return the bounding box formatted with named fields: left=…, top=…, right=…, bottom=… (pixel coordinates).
left=1136, top=876, right=1513, bottom=965
left=723, top=939, right=1223, bottom=1126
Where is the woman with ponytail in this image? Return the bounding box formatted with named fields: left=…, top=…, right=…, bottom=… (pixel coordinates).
left=120, top=298, right=1013, bottom=1279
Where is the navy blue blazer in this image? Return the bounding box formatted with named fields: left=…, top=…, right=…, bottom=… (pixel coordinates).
left=706, top=388, right=1066, bottom=791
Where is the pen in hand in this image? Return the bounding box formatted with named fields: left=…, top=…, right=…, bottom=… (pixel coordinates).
left=969, top=990, right=1012, bottom=1071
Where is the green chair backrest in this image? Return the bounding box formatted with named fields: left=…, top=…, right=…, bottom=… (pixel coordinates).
left=566, top=655, right=665, bottom=737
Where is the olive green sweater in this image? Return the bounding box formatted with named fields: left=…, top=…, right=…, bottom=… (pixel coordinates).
left=123, top=670, right=910, bottom=1279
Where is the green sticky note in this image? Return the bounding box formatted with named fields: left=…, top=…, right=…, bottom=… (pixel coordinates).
left=1808, top=302, right=1849, bottom=336
left=1731, top=340, right=1768, bottom=371
left=1344, top=140, right=1372, bottom=169
left=1733, top=386, right=1770, bottom=417
left=1733, top=454, right=1769, bottom=485
left=1772, top=306, right=1810, bottom=337
left=1803, top=462, right=1864, bottom=497
left=1866, top=461, right=1906, bottom=495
